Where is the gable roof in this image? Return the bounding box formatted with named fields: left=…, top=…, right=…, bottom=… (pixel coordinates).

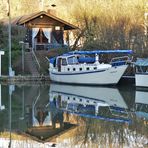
left=0, top=11, right=78, bottom=30
left=16, top=11, right=78, bottom=30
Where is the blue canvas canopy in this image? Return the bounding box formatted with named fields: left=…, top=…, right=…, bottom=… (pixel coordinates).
left=49, top=57, right=56, bottom=64
left=49, top=49, right=132, bottom=64
left=68, top=49, right=132, bottom=55
left=135, top=58, right=148, bottom=67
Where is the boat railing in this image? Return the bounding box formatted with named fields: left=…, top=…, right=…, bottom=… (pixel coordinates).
left=110, top=56, right=131, bottom=66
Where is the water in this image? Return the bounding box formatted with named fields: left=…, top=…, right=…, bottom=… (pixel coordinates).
left=0, top=82, right=147, bottom=148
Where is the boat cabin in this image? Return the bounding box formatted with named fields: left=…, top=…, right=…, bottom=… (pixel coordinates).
left=50, top=53, right=112, bottom=73
left=135, top=58, right=148, bottom=73
left=56, top=55, right=79, bottom=66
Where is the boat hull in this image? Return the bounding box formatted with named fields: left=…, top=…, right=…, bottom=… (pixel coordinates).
left=135, top=73, right=148, bottom=87
left=50, top=65, right=128, bottom=85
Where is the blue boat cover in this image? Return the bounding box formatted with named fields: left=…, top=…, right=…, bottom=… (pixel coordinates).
left=135, top=58, right=148, bottom=67
left=49, top=49, right=132, bottom=63
left=78, top=57, right=95, bottom=63
left=68, top=49, right=132, bottom=55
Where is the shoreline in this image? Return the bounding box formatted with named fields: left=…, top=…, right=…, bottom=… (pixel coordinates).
left=0, top=75, right=50, bottom=83
left=0, top=75, right=135, bottom=85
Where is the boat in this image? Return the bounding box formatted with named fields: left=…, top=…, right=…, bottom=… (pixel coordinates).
left=48, top=50, right=132, bottom=85
left=135, top=58, right=148, bottom=87
left=49, top=83, right=131, bottom=123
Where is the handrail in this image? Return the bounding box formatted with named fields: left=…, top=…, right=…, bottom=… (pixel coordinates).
left=31, top=48, right=41, bottom=70
left=110, top=56, right=132, bottom=64
left=111, top=56, right=129, bottom=62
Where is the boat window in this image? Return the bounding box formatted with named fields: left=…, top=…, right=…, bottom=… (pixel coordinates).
left=86, top=67, right=89, bottom=70
left=73, top=68, right=76, bottom=71
left=57, top=58, right=62, bottom=72
left=79, top=68, right=82, bottom=71
left=67, top=56, right=78, bottom=64
left=62, top=58, right=67, bottom=66
left=94, top=67, right=97, bottom=70
left=67, top=68, right=70, bottom=71
left=136, top=66, right=148, bottom=73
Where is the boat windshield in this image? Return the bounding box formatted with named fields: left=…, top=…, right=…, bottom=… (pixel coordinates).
left=135, top=58, right=148, bottom=73
left=67, top=56, right=78, bottom=64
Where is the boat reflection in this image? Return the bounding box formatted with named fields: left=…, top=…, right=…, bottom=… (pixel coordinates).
left=135, top=90, right=148, bottom=121
left=49, top=83, right=131, bottom=124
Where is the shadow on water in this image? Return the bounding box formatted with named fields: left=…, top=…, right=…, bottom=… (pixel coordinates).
left=0, top=82, right=147, bottom=147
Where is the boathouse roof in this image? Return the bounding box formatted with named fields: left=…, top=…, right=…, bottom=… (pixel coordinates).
left=1, top=11, right=78, bottom=30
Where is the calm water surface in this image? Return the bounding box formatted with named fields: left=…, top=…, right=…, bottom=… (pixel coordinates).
left=0, top=82, right=147, bottom=148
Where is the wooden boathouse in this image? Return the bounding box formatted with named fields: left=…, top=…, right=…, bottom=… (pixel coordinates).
left=13, top=10, right=78, bottom=50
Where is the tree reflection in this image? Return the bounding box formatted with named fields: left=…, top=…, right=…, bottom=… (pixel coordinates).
left=63, top=114, right=148, bottom=147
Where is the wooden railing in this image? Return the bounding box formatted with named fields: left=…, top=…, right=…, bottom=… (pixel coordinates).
left=34, top=43, right=67, bottom=50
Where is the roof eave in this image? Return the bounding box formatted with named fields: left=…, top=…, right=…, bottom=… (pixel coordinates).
left=18, top=11, right=78, bottom=30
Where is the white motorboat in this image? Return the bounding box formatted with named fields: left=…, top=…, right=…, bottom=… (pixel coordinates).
left=49, top=83, right=131, bottom=123
left=135, top=58, right=148, bottom=87
left=49, top=50, right=132, bottom=85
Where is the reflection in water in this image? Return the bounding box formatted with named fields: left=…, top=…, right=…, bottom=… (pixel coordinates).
left=50, top=83, right=131, bottom=124
left=0, top=85, right=5, bottom=111
left=49, top=83, right=148, bottom=147
left=0, top=83, right=147, bottom=147
left=8, top=85, right=15, bottom=148
left=135, top=90, right=148, bottom=122
left=0, top=83, right=74, bottom=147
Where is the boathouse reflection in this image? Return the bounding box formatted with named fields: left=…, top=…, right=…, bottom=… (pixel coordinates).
left=24, top=85, right=75, bottom=141
left=0, top=84, right=75, bottom=143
